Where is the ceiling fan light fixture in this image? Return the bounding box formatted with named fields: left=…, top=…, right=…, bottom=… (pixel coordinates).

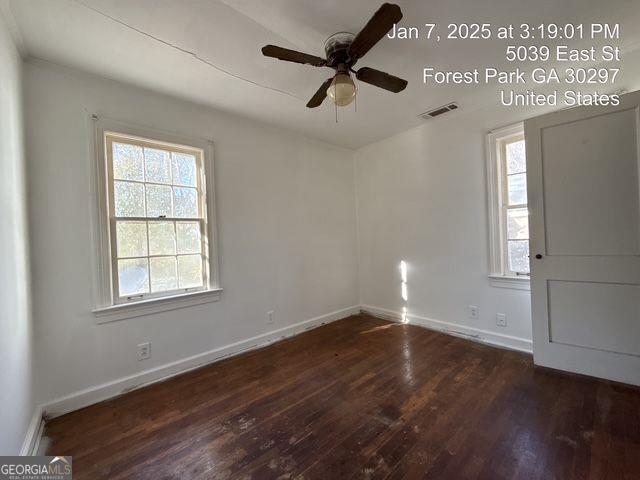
left=327, top=73, right=357, bottom=107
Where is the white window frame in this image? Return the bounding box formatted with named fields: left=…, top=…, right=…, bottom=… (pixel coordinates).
left=486, top=123, right=530, bottom=291
left=89, top=116, right=222, bottom=322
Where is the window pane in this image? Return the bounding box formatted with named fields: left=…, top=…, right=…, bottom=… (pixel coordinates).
left=176, top=222, right=201, bottom=254
left=508, top=240, right=530, bottom=273
left=172, top=153, right=197, bottom=187
left=178, top=255, right=203, bottom=288
left=148, top=221, right=176, bottom=255
left=506, top=140, right=526, bottom=174
left=118, top=258, right=149, bottom=296
left=144, top=148, right=171, bottom=184
left=146, top=184, right=173, bottom=218
left=116, top=221, right=147, bottom=258
left=507, top=208, right=529, bottom=240
left=150, top=256, right=177, bottom=292
left=507, top=173, right=527, bottom=205
left=114, top=181, right=145, bottom=217
left=174, top=187, right=198, bottom=218
left=113, top=142, right=144, bottom=181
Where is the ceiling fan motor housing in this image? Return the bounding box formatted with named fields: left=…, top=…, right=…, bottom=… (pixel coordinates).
left=324, top=32, right=356, bottom=68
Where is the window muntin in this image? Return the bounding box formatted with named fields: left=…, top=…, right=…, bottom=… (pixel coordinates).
left=500, top=134, right=530, bottom=276
left=106, top=133, right=209, bottom=302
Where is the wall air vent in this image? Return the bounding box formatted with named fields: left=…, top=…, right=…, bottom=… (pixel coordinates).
left=418, top=102, right=459, bottom=120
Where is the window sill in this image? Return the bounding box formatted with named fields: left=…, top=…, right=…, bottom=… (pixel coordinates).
left=93, top=288, right=223, bottom=324
left=488, top=275, right=530, bottom=291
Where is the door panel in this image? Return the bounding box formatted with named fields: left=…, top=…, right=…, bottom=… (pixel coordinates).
left=525, top=91, right=640, bottom=386
left=548, top=280, right=640, bottom=356
left=542, top=108, right=639, bottom=255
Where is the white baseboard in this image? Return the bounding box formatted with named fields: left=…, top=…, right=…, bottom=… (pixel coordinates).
left=361, top=304, right=532, bottom=354
left=41, top=305, right=360, bottom=419
left=19, top=405, right=45, bottom=456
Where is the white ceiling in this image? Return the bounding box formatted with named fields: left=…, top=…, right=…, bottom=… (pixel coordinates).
left=6, top=0, right=640, bottom=148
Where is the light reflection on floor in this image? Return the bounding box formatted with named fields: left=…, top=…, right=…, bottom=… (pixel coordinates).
left=359, top=323, right=398, bottom=335
left=401, top=323, right=415, bottom=385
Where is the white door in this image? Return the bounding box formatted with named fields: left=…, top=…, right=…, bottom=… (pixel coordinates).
left=525, top=91, right=640, bottom=386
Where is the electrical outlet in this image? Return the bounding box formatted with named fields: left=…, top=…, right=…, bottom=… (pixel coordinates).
left=496, top=313, right=507, bottom=327
left=469, top=305, right=479, bottom=319
left=137, top=342, right=151, bottom=361
left=267, top=310, right=275, bottom=324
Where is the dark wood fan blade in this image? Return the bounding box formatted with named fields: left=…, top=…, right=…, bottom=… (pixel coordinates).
left=356, top=67, right=407, bottom=92
left=306, top=78, right=334, bottom=108
left=262, top=45, right=326, bottom=67
left=348, top=3, right=402, bottom=61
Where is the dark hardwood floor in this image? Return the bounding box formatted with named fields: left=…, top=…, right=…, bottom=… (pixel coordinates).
left=45, top=314, right=640, bottom=479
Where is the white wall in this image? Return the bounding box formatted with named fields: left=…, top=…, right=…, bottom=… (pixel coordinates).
left=0, top=15, right=34, bottom=454
left=355, top=106, right=533, bottom=349
left=24, top=59, right=359, bottom=410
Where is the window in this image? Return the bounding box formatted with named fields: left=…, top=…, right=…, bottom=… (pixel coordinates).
left=486, top=123, right=530, bottom=289
left=90, top=118, right=220, bottom=321
left=106, top=133, right=210, bottom=302
left=501, top=134, right=529, bottom=276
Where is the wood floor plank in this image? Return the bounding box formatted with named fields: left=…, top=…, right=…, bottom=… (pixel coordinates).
left=45, top=314, right=640, bottom=479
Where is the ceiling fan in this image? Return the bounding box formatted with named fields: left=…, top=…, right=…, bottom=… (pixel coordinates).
left=261, top=3, right=408, bottom=109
